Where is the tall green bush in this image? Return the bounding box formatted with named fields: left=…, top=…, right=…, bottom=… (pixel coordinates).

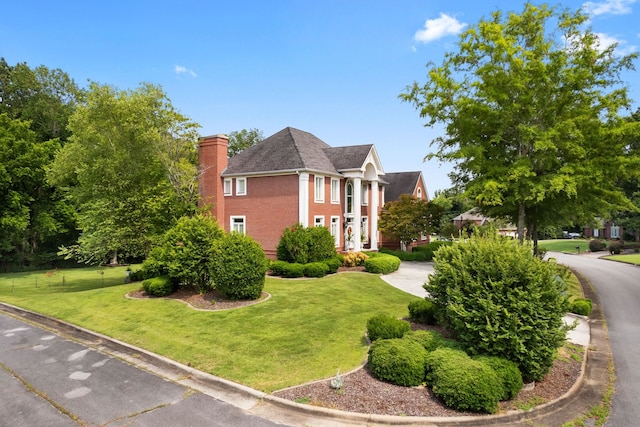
left=144, top=214, right=224, bottom=293
left=210, top=232, right=268, bottom=300
left=426, top=234, right=570, bottom=382
left=276, top=223, right=337, bottom=264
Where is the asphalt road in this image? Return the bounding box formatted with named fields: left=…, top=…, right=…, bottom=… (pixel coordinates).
left=551, top=252, right=640, bottom=427
left=0, top=313, right=284, bottom=427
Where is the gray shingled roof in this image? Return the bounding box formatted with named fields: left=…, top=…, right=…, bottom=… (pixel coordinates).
left=384, top=171, right=422, bottom=201
left=324, top=145, right=374, bottom=171
left=223, top=127, right=339, bottom=175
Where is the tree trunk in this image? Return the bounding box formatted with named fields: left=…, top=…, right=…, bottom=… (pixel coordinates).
left=517, top=203, right=526, bottom=244
left=110, top=250, right=118, bottom=265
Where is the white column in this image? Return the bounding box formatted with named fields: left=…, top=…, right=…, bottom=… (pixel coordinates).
left=353, top=177, right=362, bottom=251
left=370, top=180, right=379, bottom=250
left=298, top=173, right=309, bottom=227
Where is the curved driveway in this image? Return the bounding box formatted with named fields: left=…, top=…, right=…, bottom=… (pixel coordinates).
left=550, top=252, right=640, bottom=427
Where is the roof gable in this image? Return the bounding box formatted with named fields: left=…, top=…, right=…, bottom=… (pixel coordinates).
left=384, top=171, right=424, bottom=201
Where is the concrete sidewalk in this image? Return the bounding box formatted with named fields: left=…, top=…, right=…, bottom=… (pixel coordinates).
left=381, top=262, right=590, bottom=347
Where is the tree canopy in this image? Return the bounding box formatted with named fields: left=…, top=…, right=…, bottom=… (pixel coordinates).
left=378, top=195, right=442, bottom=250
left=227, top=128, right=264, bottom=157
left=49, top=82, right=201, bottom=264
left=401, top=3, right=640, bottom=251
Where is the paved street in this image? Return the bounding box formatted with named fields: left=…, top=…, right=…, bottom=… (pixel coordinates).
left=550, top=252, right=640, bottom=427
left=0, top=313, right=284, bottom=427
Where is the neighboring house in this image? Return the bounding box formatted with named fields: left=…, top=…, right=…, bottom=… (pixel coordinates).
left=379, top=171, right=431, bottom=251
left=199, top=127, right=409, bottom=257
left=583, top=220, right=622, bottom=240
left=452, top=208, right=518, bottom=238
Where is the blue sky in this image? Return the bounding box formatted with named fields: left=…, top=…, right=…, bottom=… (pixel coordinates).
left=2, top=0, right=639, bottom=195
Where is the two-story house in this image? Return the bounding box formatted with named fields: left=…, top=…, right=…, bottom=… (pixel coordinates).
left=198, top=127, right=428, bottom=257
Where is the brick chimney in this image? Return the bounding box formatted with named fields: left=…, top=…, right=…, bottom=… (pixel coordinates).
left=198, top=134, right=228, bottom=223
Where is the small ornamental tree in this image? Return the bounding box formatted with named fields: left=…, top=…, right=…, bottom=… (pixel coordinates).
left=145, top=214, right=224, bottom=293
left=378, top=195, right=442, bottom=251
left=211, top=232, right=268, bottom=300
left=426, top=234, right=570, bottom=382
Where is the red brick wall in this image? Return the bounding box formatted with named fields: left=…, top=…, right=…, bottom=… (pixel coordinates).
left=198, top=135, right=228, bottom=221
left=225, top=174, right=300, bottom=256
left=309, top=174, right=344, bottom=227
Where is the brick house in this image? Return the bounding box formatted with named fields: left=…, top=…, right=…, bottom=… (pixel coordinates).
left=198, top=127, right=428, bottom=257
left=583, top=220, right=622, bottom=240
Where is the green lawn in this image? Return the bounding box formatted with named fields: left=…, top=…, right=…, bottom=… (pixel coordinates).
left=539, top=239, right=591, bottom=253
left=0, top=267, right=418, bottom=392
left=603, top=254, right=640, bottom=265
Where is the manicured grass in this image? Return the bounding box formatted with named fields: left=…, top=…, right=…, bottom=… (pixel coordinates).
left=539, top=239, right=591, bottom=253
left=0, top=268, right=418, bottom=392
left=603, top=254, right=640, bottom=265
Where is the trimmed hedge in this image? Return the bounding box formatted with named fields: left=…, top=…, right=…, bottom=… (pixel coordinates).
left=368, top=338, right=428, bottom=387
left=403, top=330, right=446, bottom=352
left=589, top=239, right=606, bottom=252
left=473, top=355, right=523, bottom=400
left=408, top=299, right=436, bottom=324
left=268, top=260, right=289, bottom=276
left=304, top=262, right=330, bottom=278
left=424, top=347, right=469, bottom=386
left=366, top=314, right=411, bottom=342
left=281, top=262, right=305, bottom=278
left=322, top=257, right=342, bottom=274
left=364, top=253, right=401, bottom=274
left=142, top=276, right=176, bottom=297
left=210, top=232, right=268, bottom=300
left=430, top=356, right=503, bottom=414
left=608, top=240, right=623, bottom=254
left=379, top=248, right=430, bottom=261
left=570, top=298, right=593, bottom=316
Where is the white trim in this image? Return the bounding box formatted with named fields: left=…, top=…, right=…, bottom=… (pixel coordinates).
left=298, top=173, right=309, bottom=227
left=330, top=216, right=340, bottom=247
left=230, top=216, right=246, bottom=234
left=223, top=178, right=232, bottom=196
left=370, top=180, right=379, bottom=250
left=314, top=215, right=325, bottom=227
left=235, top=177, right=247, bottom=196
left=330, top=178, right=340, bottom=204
left=314, top=175, right=325, bottom=203
left=361, top=183, right=368, bottom=205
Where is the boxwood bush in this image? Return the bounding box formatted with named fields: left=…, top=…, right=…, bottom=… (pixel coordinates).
left=281, top=262, right=305, bottom=278
left=367, top=338, right=428, bottom=387
left=364, top=253, right=401, bottom=274
left=366, top=314, right=411, bottom=342
left=424, top=347, right=469, bottom=386
left=322, top=257, right=342, bottom=274
left=142, top=276, right=176, bottom=297
left=570, top=298, right=593, bottom=316
left=589, top=239, right=606, bottom=252
left=608, top=240, right=623, bottom=254
left=276, top=223, right=337, bottom=264
left=430, top=356, right=503, bottom=414
left=403, top=330, right=445, bottom=352
left=408, top=299, right=436, bottom=324
left=268, top=260, right=289, bottom=276
left=210, top=232, right=268, bottom=300
left=473, top=355, right=523, bottom=400
left=303, top=262, right=330, bottom=278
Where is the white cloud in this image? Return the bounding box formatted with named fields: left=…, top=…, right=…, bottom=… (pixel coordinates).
left=594, top=32, right=638, bottom=54
left=174, top=65, right=197, bottom=78
left=583, top=0, right=636, bottom=16
left=414, top=13, right=467, bottom=43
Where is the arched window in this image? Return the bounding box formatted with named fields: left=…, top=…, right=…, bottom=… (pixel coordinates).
left=346, top=181, right=353, bottom=214
left=417, top=188, right=422, bottom=199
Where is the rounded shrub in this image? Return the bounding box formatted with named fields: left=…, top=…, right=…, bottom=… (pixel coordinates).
left=304, top=262, right=329, bottom=278
left=142, top=276, right=176, bottom=297
left=430, top=357, right=503, bottom=413
left=589, top=239, right=606, bottom=252
left=306, top=226, right=338, bottom=262
left=211, top=232, right=268, bottom=300
left=608, top=240, right=623, bottom=255
left=403, top=330, right=445, bottom=352
left=473, top=355, right=523, bottom=400
left=424, top=347, right=469, bottom=386
left=570, top=298, right=593, bottom=316
left=322, top=257, right=342, bottom=274
left=281, top=262, right=305, bottom=278
left=364, top=253, right=401, bottom=274
left=368, top=338, right=428, bottom=387
left=276, top=223, right=338, bottom=264
left=366, top=314, right=411, bottom=342
left=269, top=260, right=289, bottom=276
left=408, top=299, right=436, bottom=324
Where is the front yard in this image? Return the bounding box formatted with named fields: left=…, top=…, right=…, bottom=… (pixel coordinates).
left=0, top=267, right=417, bottom=392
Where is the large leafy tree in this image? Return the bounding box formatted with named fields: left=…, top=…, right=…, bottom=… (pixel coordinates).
left=49, top=82, right=201, bottom=264
left=401, top=3, right=640, bottom=253
left=613, top=108, right=640, bottom=241
left=378, top=195, right=442, bottom=250
left=227, top=128, right=263, bottom=157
